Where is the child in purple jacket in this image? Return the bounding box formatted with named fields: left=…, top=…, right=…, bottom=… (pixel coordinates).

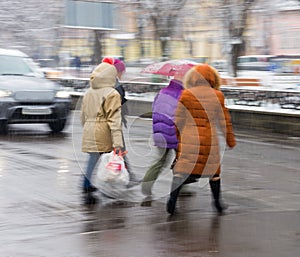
left=141, top=72, right=184, bottom=203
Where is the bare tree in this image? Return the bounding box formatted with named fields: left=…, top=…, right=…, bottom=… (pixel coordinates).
left=0, top=0, right=64, bottom=58
left=201, top=0, right=256, bottom=76
left=117, top=0, right=188, bottom=60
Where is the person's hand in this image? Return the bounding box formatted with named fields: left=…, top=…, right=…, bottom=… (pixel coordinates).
left=114, top=147, right=122, bottom=155
left=114, top=148, right=128, bottom=156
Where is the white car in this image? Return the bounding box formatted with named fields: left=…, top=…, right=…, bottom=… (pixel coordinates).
left=211, top=59, right=228, bottom=72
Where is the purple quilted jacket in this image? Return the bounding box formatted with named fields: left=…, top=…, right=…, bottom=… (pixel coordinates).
left=152, top=79, right=183, bottom=149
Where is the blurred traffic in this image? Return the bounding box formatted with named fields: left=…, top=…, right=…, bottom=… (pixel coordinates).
left=0, top=48, right=71, bottom=134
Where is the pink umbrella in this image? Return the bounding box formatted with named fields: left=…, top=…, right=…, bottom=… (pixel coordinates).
left=141, top=59, right=198, bottom=76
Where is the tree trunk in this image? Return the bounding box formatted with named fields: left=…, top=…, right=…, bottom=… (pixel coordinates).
left=231, top=41, right=245, bottom=77
left=160, top=39, right=169, bottom=60
left=92, top=31, right=104, bottom=65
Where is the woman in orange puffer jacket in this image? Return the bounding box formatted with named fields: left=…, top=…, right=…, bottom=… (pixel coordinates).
left=167, top=64, right=236, bottom=215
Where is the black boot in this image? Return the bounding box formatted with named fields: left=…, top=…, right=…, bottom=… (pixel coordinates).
left=167, top=176, right=183, bottom=215
left=209, top=178, right=226, bottom=214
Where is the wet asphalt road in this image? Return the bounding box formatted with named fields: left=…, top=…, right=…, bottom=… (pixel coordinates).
left=0, top=111, right=299, bottom=257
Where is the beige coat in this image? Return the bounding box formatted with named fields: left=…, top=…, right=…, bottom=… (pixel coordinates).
left=81, top=62, right=123, bottom=152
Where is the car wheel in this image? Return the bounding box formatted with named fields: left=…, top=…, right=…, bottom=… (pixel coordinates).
left=48, top=119, right=66, bottom=133
left=0, top=120, right=8, bottom=135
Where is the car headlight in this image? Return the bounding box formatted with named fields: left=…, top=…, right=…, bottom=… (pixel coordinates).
left=56, top=91, right=70, bottom=98
left=0, top=89, right=12, bottom=98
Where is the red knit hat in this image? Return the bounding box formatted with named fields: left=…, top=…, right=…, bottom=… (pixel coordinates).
left=101, top=56, right=115, bottom=65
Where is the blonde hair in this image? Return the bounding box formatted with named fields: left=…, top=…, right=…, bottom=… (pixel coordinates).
left=210, top=66, right=221, bottom=90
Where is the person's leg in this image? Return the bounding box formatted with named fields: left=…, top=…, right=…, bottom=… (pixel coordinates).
left=209, top=175, right=227, bottom=214
left=121, top=134, right=140, bottom=183
left=179, top=174, right=201, bottom=197
left=183, top=174, right=201, bottom=185
left=83, top=152, right=101, bottom=192
left=141, top=148, right=170, bottom=196
left=124, top=155, right=140, bottom=182
left=166, top=174, right=185, bottom=215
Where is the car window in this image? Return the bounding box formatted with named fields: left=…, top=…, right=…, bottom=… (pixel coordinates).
left=0, top=55, right=35, bottom=76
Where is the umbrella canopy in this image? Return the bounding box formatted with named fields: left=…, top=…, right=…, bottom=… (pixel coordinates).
left=141, top=59, right=198, bottom=76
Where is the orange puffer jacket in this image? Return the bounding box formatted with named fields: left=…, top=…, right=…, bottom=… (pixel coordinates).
left=174, top=84, right=236, bottom=177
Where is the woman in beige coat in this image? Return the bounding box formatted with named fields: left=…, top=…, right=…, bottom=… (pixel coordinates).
left=81, top=62, right=123, bottom=197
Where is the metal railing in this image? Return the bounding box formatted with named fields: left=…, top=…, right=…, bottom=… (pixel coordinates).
left=54, top=77, right=300, bottom=112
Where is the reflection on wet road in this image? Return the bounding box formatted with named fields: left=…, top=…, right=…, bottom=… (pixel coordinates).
left=0, top=112, right=299, bottom=257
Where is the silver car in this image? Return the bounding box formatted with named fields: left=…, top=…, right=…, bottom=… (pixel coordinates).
left=0, top=48, right=71, bottom=134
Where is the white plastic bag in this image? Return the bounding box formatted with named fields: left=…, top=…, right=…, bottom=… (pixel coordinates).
left=97, top=150, right=129, bottom=186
